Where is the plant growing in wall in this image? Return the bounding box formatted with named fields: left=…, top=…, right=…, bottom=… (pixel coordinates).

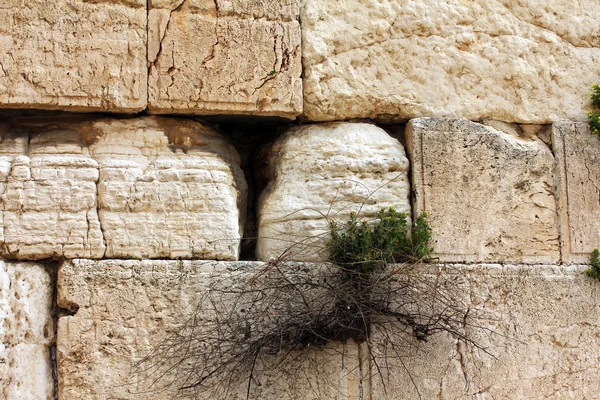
left=137, top=208, right=484, bottom=399
left=589, top=84, right=600, bottom=136
left=585, top=249, right=600, bottom=279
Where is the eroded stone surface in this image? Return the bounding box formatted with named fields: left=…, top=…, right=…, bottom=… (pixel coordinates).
left=256, top=122, right=411, bottom=261
left=302, top=0, right=600, bottom=123
left=369, top=263, right=600, bottom=399
left=0, top=117, right=246, bottom=260
left=0, top=261, right=54, bottom=400
left=554, top=122, right=600, bottom=264
left=0, top=0, right=147, bottom=112
left=57, top=259, right=361, bottom=400
left=148, top=0, right=302, bottom=118
left=407, top=118, right=559, bottom=263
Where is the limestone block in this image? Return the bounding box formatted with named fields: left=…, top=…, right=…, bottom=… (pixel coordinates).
left=0, top=117, right=245, bottom=261
left=0, top=261, right=54, bottom=399
left=256, top=122, right=411, bottom=261
left=1, top=124, right=105, bottom=260
left=0, top=0, right=147, bottom=112
left=369, top=264, right=600, bottom=399
left=57, top=259, right=361, bottom=400
left=148, top=0, right=302, bottom=118
left=89, top=117, right=247, bottom=260
left=302, top=0, right=600, bottom=123
left=407, top=118, right=559, bottom=263
left=553, top=122, right=600, bottom=264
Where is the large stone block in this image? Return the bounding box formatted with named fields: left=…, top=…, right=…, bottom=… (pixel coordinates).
left=148, top=0, right=302, bottom=118
left=302, top=0, right=600, bottom=123
left=0, top=117, right=246, bottom=261
left=0, top=261, right=54, bottom=400
left=407, top=118, right=560, bottom=263
left=553, top=121, right=600, bottom=264
left=0, top=0, right=147, bottom=112
left=369, top=263, right=600, bottom=399
left=57, top=259, right=362, bottom=400
left=256, top=122, right=411, bottom=261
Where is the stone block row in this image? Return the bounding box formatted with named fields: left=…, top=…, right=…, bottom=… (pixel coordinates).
left=0, top=117, right=246, bottom=261
left=54, top=260, right=600, bottom=399
left=256, top=119, right=600, bottom=264
left=0, top=0, right=302, bottom=117
left=2, top=0, right=599, bottom=122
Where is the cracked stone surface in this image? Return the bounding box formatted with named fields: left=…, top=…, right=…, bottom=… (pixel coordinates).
left=301, top=0, right=600, bottom=123
left=57, top=259, right=360, bottom=400
left=553, top=121, right=600, bottom=264
left=407, top=118, right=560, bottom=263
left=0, top=117, right=246, bottom=260
left=256, top=122, right=411, bottom=261
left=0, top=260, right=54, bottom=400
left=0, top=0, right=147, bottom=112
left=370, top=263, right=600, bottom=399
left=148, top=0, right=302, bottom=118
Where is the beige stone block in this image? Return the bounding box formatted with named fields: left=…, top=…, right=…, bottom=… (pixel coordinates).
left=302, top=0, right=600, bottom=123
left=89, top=117, right=247, bottom=260
left=0, top=117, right=245, bottom=261
left=148, top=0, right=302, bottom=118
left=407, top=118, right=560, bottom=263
left=553, top=121, right=600, bottom=264
left=256, top=122, right=411, bottom=261
left=369, top=263, right=600, bottom=399
left=0, top=0, right=147, bottom=112
left=1, top=124, right=105, bottom=260
left=0, top=261, right=54, bottom=400
left=57, top=259, right=362, bottom=400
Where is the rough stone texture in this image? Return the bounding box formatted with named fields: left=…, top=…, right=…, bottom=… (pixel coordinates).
left=302, top=0, right=600, bottom=123
left=0, top=0, right=147, bottom=112
left=553, top=122, right=600, bottom=264
left=407, top=118, right=560, bottom=263
left=256, top=122, right=411, bottom=261
left=89, top=118, right=247, bottom=260
left=0, top=261, right=54, bottom=400
left=0, top=121, right=105, bottom=259
left=369, top=263, right=600, bottom=399
left=57, top=259, right=361, bottom=400
left=148, top=0, right=302, bottom=118
left=0, top=117, right=246, bottom=260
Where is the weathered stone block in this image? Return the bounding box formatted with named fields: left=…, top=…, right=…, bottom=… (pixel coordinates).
left=302, top=0, right=600, bottom=123
left=148, top=0, right=302, bottom=118
left=553, top=122, right=600, bottom=264
left=89, top=118, right=247, bottom=260
left=0, top=0, right=147, bottom=112
left=0, top=117, right=246, bottom=261
left=256, top=122, right=411, bottom=261
left=407, top=118, right=559, bottom=263
left=0, top=261, right=54, bottom=399
left=57, top=259, right=361, bottom=400
left=369, top=264, right=600, bottom=399
left=1, top=124, right=105, bottom=259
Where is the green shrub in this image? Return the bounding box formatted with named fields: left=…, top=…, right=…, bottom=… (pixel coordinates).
left=329, top=207, right=432, bottom=276
left=589, top=84, right=600, bottom=136
left=585, top=249, right=600, bottom=279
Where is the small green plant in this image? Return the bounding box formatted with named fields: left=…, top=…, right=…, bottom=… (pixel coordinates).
left=585, top=249, right=600, bottom=279
left=329, top=207, right=432, bottom=275
left=588, top=84, right=600, bottom=136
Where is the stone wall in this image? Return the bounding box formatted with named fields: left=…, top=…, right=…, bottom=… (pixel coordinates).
left=0, top=1, right=599, bottom=399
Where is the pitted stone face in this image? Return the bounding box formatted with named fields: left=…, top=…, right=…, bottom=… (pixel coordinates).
left=407, top=118, right=560, bottom=264
left=0, top=261, right=54, bottom=399
left=0, top=117, right=247, bottom=261
left=553, top=121, right=600, bottom=264
left=148, top=0, right=302, bottom=118
left=301, top=0, right=600, bottom=123
left=0, top=0, right=147, bottom=112
left=256, top=122, right=411, bottom=262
